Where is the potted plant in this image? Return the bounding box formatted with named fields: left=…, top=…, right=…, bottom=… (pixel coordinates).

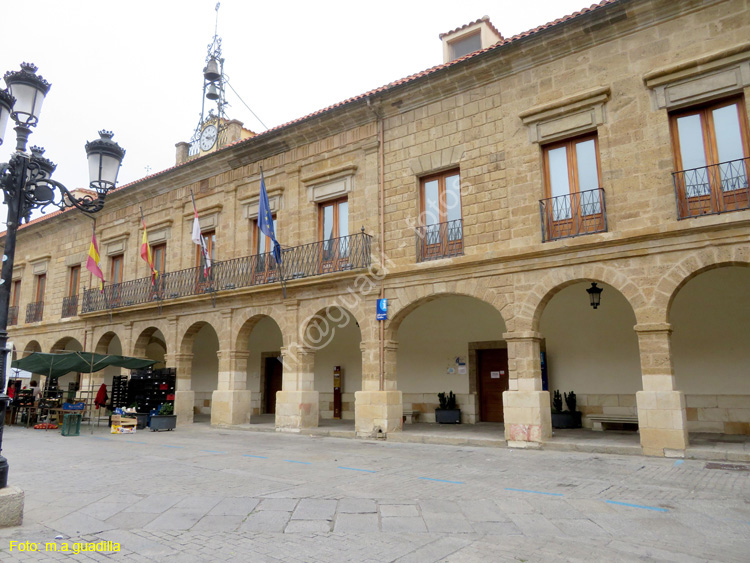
left=435, top=391, right=461, bottom=424
left=149, top=402, right=177, bottom=431
left=551, top=390, right=581, bottom=429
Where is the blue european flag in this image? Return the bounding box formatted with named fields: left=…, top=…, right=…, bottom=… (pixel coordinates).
left=259, top=168, right=282, bottom=264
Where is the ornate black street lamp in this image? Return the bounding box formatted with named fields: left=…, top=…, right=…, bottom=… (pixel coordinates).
left=587, top=282, right=603, bottom=309
left=0, top=63, right=125, bottom=488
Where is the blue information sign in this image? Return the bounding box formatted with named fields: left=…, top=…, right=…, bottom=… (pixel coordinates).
left=376, top=298, right=388, bottom=321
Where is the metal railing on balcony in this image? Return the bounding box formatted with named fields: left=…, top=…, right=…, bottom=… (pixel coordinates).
left=415, top=219, right=464, bottom=262
left=62, top=295, right=79, bottom=318
left=26, top=301, right=43, bottom=323
left=673, top=157, right=749, bottom=219
left=8, top=306, right=18, bottom=326
left=82, top=231, right=372, bottom=313
left=540, top=188, right=607, bottom=242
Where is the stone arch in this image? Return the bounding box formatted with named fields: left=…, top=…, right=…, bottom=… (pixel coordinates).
left=21, top=340, right=41, bottom=357
left=233, top=305, right=286, bottom=350
left=387, top=279, right=510, bottom=339
left=179, top=316, right=223, bottom=355
left=519, top=265, right=647, bottom=333
left=657, top=246, right=750, bottom=323
left=132, top=325, right=168, bottom=358
left=299, top=305, right=365, bottom=351
left=50, top=336, right=84, bottom=353
left=94, top=331, right=123, bottom=355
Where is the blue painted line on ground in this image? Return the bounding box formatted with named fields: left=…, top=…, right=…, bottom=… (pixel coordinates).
left=338, top=466, right=376, bottom=473
left=284, top=460, right=311, bottom=465
left=673, top=460, right=684, bottom=467
left=243, top=455, right=268, bottom=459
left=505, top=488, right=564, bottom=497
left=606, top=500, right=668, bottom=512
left=200, top=450, right=227, bottom=454
left=161, top=445, right=185, bottom=448
left=419, top=477, right=465, bottom=484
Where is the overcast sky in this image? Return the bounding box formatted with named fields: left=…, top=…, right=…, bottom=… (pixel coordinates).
left=1, top=0, right=595, bottom=222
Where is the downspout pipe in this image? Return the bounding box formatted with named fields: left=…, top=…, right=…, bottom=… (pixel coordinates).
left=366, top=97, right=386, bottom=392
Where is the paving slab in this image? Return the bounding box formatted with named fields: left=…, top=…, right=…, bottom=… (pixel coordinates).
left=337, top=498, right=377, bottom=513
left=333, top=513, right=379, bottom=533
left=238, top=510, right=291, bottom=533
left=379, top=504, right=419, bottom=518
left=290, top=499, right=337, bottom=521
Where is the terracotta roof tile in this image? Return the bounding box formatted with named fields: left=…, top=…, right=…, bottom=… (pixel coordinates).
left=439, top=16, right=503, bottom=40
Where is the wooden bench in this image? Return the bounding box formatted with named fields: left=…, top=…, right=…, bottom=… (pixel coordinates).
left=403, top=410, right=419, bottom=424
left=588, top=414, right=639, bottom=431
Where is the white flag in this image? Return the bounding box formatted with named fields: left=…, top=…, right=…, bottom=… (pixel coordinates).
left=192, top=210, right=211, bottom=273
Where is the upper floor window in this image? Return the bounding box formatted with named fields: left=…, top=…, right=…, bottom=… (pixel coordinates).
left=68, top=265, right=80, bottom=297
left=450, top=32, right=481, bottom=60
left=110, top=254, right=124, bottom=285
left=670, top=96, right=750, bottom=218
left=254, top=216, right=277, bottom=255
left=540, top=134, right=606, bottom=241
left=319, top=198, right=349, bottom=271
left=10, top=280, right=21, bottom=308
left=417, top=169, right=463, bottom=261
left=35, top=274, right=46, bottom=303
left=196, top=230, right=215, bottom=269
left=152, top=243, right=166, bottom=277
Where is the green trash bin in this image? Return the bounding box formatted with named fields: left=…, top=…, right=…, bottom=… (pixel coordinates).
left=62, top=413, right=82, bottom=437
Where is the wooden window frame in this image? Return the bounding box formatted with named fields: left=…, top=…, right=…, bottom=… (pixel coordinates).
left=252, top=216, right=278, bottom=283
left=35, top=273, right=46, bottom=303
left=68, top=265, right=80, bottom=297
left=418, top=169, right=463, bottom=259
left=195, top=230, right=215, bottom=292
left=318, top=197, right=349, bottom=273
left=10, top=280, right=21, bottom=307
left=669, top=96, right=750, bottom=215
left=151, top=243, right=167, bottom=277
left=542, top=133, right=604, bottom=238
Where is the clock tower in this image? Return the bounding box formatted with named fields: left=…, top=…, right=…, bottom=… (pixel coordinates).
left=175, top=3, right=254, bottom=165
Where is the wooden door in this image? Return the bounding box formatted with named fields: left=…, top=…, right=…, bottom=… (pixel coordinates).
left=478, top=348, right=509, bottom=422
left=264, top=356, right=283, bottom=414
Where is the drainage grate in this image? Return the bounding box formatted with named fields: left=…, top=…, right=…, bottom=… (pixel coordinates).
left=705, top=462, right=750, bottom=471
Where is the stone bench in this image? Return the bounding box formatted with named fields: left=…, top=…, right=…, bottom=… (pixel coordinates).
left=403, top=410, right=419, bottom=424
left=588, top=414, right=639, bottom=431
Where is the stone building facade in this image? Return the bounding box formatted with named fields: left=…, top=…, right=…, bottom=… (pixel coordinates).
left=5, top=0, right=749, bottom=457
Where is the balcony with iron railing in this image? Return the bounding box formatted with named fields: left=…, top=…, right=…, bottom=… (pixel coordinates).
left=82, top=230, right=372, bottom=314
left=62, top=295, right=79, bottom=318
left=8, top=306, right=18, bottom=326
left=415, top=219, right=464, bottom=262
left=673, top=157, right=749, bottom=219
left=25, top=301, right=44, bottom=323
left=540, top=188, right=607, bottom=242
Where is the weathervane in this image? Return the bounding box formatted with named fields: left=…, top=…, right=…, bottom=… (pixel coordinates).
left=189, top=2, right=229, bottom=156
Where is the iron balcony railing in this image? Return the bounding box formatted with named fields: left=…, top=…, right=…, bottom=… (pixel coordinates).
left=540, top=188, right=607, bottom=242
left=26, top=301, right=44, bottom=323
left=82, top=231, right=372, bottom=313
left=672, top=157, right=749, bottom=219
left=8, top=306, right=18, bottom=326
left=62, top=295, right=79, bottom=318
left=415, top=219, right=464, bottom=262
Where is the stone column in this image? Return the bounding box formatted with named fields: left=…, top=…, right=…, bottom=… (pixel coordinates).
left=502, top=331, right=551, bottom=447
left=275, top=344, right=319, bottom=431
left=635, top=323, right=688, bottom=457
left=355, top=339, right=402, bottom=436
left=167, top=352, right=194, bottom=425
left=211, top=350, right=252, bottom=426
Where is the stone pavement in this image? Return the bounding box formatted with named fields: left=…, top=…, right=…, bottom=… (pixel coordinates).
left=0, top=422, right=748, bottom=562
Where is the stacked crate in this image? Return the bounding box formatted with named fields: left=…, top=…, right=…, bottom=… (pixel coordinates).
left=127, top=368, right=176, bottom=414
left=110, top=375, right=129, bottom=409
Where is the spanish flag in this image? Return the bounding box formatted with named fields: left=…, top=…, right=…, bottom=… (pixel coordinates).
left=140, top=215, right=158, bottom=284
left=86, top=226, right=104, bottom=291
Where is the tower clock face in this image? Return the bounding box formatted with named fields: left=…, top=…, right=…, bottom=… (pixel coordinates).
left=200, top=124, right=218, bottom=151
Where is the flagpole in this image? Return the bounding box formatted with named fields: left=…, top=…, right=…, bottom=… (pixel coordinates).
left=190, top=189, right=216, bottom=308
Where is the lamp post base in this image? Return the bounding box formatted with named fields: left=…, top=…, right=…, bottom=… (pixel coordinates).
left=0, top=485, right=23, bottom=528
left=0, top=455, right=7, bottom=489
